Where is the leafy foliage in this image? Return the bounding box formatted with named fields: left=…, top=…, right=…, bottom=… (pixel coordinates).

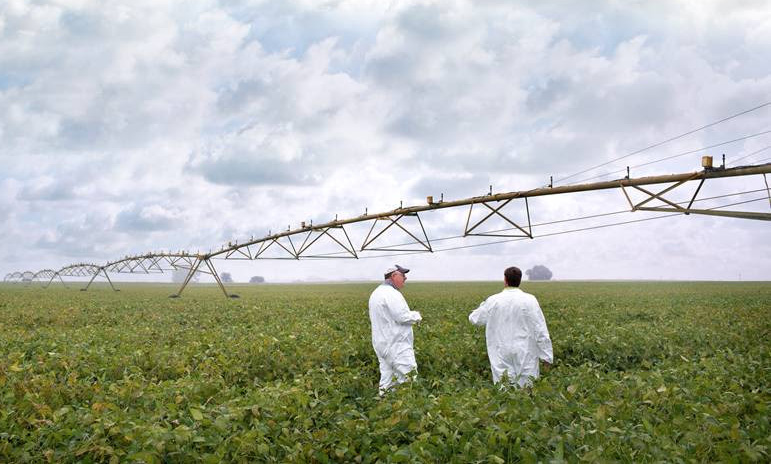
left=0, top=281, right=768, bottom=462
left=526, top=265, right=552, bottom=281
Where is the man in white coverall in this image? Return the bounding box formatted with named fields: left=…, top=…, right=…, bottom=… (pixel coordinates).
left=368, top=265, right=422, bottom=394
left=469, top=266, right=553, bottom=387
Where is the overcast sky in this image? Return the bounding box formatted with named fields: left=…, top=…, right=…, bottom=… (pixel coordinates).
left=2, top=0, right=770, bottom=284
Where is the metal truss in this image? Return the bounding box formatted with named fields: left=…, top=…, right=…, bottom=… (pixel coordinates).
left=9, top=263, right=100, bottom=289
left=296, top=225, right=358, bottom=258
left=4, top=271, right=29, bottom=283
left=464, top=197, right=532, bottom=238
left=104, top=253, right=199, bottom=274
left=32, top=269, right=56, bottom=280
left=361, top=213, right=432, bottom=252
left=31, top=269, right=58, bottom=287
left=252, top=236, right=299, bottom=259
left=621, top=173, right=771, bottom=220
left=55, top=263, right=101, bottom=277
left=98, top=253, right=219, bottom=297
left=8, top=162, right=770, bottom=298
left=4, top=270, right=52, bottom=285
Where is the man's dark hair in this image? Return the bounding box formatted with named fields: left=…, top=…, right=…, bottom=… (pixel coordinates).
left=504, top=266, right=522, bottom=287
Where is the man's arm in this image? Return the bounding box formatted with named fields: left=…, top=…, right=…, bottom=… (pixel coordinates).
left=468, top=299, right=490, bottom=326
left=387, top=291, right=422, bottom=324
left=525, top=297, right=553, bottom=363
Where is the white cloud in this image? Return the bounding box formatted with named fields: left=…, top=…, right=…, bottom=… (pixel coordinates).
left=114, top=203, right=185, bottom=232
left=1, top=0, right=770, bottom=282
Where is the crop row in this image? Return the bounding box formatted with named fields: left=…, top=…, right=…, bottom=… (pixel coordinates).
left=0, top=281, right=768, bottom=462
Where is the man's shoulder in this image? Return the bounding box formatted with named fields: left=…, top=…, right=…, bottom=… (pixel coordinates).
left=497, top=288, right=536, bottom=301
left=486, top=289, right=511, bottom=303
left=371, top=283, right=396, bottom=296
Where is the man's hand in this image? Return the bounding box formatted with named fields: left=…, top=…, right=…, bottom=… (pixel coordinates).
left=540, top=360, right=552, bottom=373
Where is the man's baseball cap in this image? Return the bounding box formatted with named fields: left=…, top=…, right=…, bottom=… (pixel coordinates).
left=384, top=265, right=410, bottom=279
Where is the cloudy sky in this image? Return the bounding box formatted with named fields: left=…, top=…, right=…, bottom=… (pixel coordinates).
left=2, top=0, right=770, bottom=283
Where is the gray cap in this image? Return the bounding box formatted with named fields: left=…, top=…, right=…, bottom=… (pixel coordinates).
left=384, top=264, right=410, bottom=279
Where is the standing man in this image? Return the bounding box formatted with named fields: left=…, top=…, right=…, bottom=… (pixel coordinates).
left=469, top=266, right=553, bottom=387
left=368, top=264, right=422, bottom=394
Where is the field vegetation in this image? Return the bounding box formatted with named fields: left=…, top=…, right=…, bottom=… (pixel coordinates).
left=0, top=281, right=769, bottom=462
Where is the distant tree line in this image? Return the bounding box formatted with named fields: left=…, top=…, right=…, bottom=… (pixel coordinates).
left=172, top=270, right=265, bottom=284
left=526, top=265, right=553, bottom=281
left=219, top=273, right=265, bottom=283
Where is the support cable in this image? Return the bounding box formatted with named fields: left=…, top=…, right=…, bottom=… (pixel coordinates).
left=566, top=129, right=771, bottom=186
left=727, top=145, right=771, bottom=167
left=554, top=101, right=771, bottom=185
left=757, top=156, right=771, bottom=164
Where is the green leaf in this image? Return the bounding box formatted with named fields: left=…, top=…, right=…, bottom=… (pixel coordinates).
left=190, top=408, right=203, bottom=421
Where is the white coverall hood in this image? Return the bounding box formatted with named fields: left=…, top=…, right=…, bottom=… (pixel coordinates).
left=469, top=287, right=553, bottom=387
left=369, top=283, right=422, bottom=393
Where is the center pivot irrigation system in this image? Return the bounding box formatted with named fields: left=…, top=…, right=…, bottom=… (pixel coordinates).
left=5, top=157, right=771, bottom=298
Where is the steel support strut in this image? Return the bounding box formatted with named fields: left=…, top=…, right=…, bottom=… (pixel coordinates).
left=204, top=258, right=239, bottom=298
left=81, top=267, right=119, bottom=292
left=44, top=273, right=68, bottom=289
left=169, top=258, right=202, bottom=298
left=622, top=174, right=771, bottom=220
left=168, top=256, right=238, bottom=299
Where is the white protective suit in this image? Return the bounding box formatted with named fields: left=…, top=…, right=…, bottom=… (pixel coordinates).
left=469, top=287, right=553, bottom=387
left=368, top=282, right=422, bottom=393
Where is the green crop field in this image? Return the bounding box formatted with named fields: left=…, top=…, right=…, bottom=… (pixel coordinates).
left=0, top=281, right=769, bottom=463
